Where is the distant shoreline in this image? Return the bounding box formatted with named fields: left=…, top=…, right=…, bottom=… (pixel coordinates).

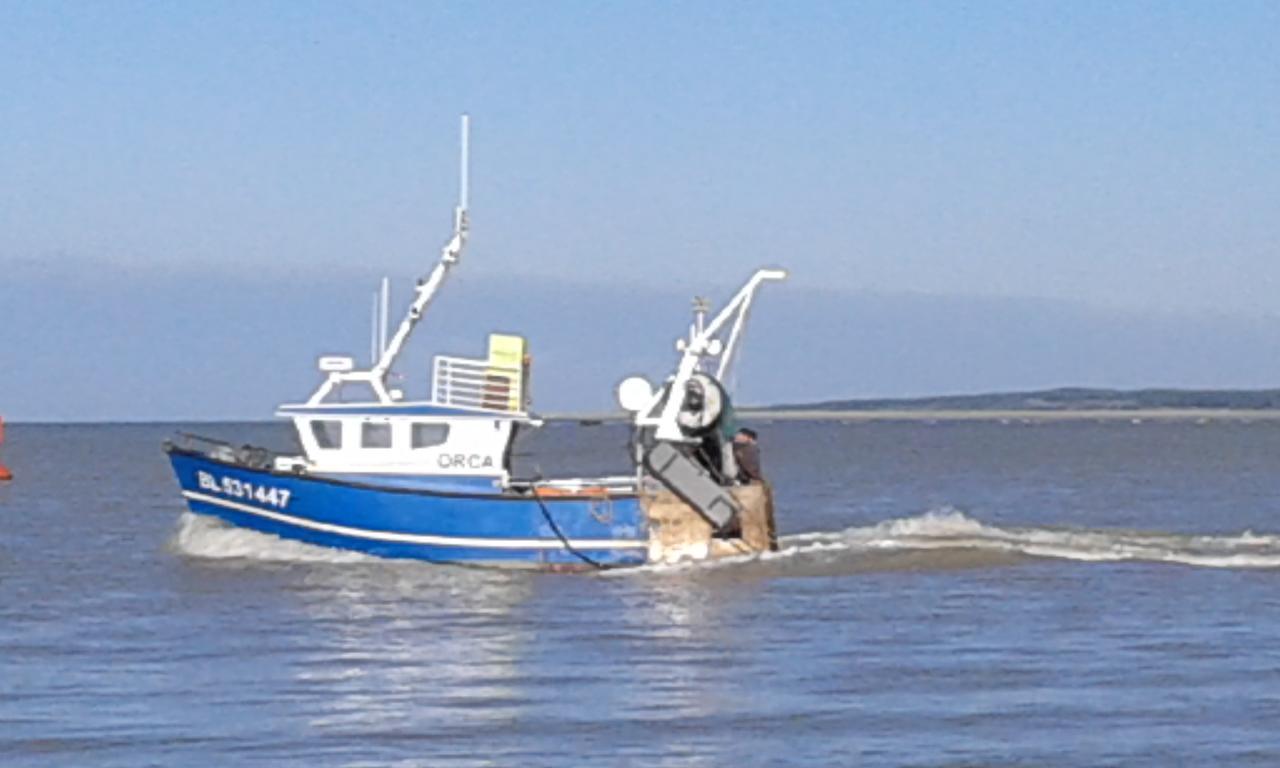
left=736, top=408, right=1280, bottom=422
left=539, top=407, right=1280, bottom=424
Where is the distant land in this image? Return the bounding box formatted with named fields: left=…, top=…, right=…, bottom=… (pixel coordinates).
left=769, top=387, right=1280, bottom=413
left=549, top=388, right=1280, bottom=423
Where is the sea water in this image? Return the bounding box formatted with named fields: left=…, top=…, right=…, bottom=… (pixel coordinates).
left=3, top=420, right=1280, bottom=766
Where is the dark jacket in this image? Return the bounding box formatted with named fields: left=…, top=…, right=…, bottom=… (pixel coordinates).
left=733, top=440, right=763, bottom=483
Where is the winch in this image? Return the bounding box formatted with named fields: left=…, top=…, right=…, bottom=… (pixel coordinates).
left=617, top=271, right=786, bottom=561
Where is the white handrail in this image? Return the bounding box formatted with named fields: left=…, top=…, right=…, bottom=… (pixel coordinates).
left=433, top=355, right=525, bottom=413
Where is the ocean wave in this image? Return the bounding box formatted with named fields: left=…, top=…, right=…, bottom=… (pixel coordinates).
left=619, top=508, right=1280, bottom=576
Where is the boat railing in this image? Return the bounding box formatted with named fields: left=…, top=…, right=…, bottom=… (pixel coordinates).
left=433, top=355, right=525, bottom=413
left=507, top=475, right=639, bottom=495
left=166, top=432, right=281, bottom=469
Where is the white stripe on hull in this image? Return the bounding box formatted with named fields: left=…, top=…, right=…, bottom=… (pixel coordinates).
left=181, top=491, right=649, bottom=551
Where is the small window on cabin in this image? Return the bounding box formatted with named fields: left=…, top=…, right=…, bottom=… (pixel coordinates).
left=411, top=423, right=450, bottom=449
left=311, top=420, right=343, bottom=449
left=362, top=422, right=393, bottom=449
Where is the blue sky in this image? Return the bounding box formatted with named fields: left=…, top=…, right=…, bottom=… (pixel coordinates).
left=2, top=2, right=1279, bottom=420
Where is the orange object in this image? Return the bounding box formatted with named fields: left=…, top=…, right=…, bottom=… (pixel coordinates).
left=531, top=485, right=612, bottom=499
left=0, top=416, right=10, bottom=481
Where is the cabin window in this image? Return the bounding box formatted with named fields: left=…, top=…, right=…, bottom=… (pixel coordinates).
left=311, top=420, right=342, bottom=449
left=362, top=422, right=393, bottom=449
left=411, top=423, right=450, bottom=449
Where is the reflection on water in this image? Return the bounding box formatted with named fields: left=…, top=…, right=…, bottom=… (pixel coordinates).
left=295, top=565, right=535, bottom=739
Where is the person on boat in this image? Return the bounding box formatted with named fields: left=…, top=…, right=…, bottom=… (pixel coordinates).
left=732, top=427, right=763, bottom=484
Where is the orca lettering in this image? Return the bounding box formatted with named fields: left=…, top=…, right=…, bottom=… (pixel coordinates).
left=436, top=453, right=496, bottom=470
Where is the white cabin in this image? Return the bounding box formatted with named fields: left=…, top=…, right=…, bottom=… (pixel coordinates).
left=275, top=335, right=534, bottom=483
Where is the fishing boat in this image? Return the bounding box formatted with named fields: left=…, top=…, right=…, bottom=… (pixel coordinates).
left=164, top=117, right=786, bottom=569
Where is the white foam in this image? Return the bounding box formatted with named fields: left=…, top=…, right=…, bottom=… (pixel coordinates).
left=171, top=507, right=1280, bottom=574
left=856, top=508, right=1280, bottom=568
left=169, top=512, right=372, bottom=564
left=612, top=508, right=1280, bottom=576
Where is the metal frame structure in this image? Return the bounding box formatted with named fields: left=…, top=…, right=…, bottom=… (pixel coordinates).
left=306, top=115, right=471, bottom=407
left=634, top=268, right=787, bottom=441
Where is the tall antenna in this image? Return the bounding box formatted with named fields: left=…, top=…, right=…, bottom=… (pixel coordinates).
left=370, top=290, right=379, bottom=365
left=379, top=277, right=390, bottom=356
left=308, top=114, right=478, bottom=407
left=369, top=114, right=471, bottom=379
left=691, top=296, right=710, bottom=372
left=459, top=113, right=470, bottom=212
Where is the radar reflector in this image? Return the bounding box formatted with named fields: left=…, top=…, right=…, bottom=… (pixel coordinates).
left=617, top=376, right=655, bottom=413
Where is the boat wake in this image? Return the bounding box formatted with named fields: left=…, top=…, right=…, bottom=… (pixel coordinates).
left=170, top=509, right=1280, bottom=574
left=170, top=513, right=373, bottom=564
left=620, top=508, right=1280, bottom=577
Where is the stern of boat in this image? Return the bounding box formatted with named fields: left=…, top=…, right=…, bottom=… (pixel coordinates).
left=643, top=481, right=778, bottom=564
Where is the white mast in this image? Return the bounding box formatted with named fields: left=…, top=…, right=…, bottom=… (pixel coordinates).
left=306, top=115, right=472, bottom=406
left=459, top=113, right=470, bottom=211
left=370, top=290, right=379, bottom=365
left=379, top=277, right=390, bottom=357
left=691, top=297, right=709, bottom=372
left=371, top=114, right=470, bottom=381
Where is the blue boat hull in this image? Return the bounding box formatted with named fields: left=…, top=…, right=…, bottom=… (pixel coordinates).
left=167, top=449, right=649, bottom=569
